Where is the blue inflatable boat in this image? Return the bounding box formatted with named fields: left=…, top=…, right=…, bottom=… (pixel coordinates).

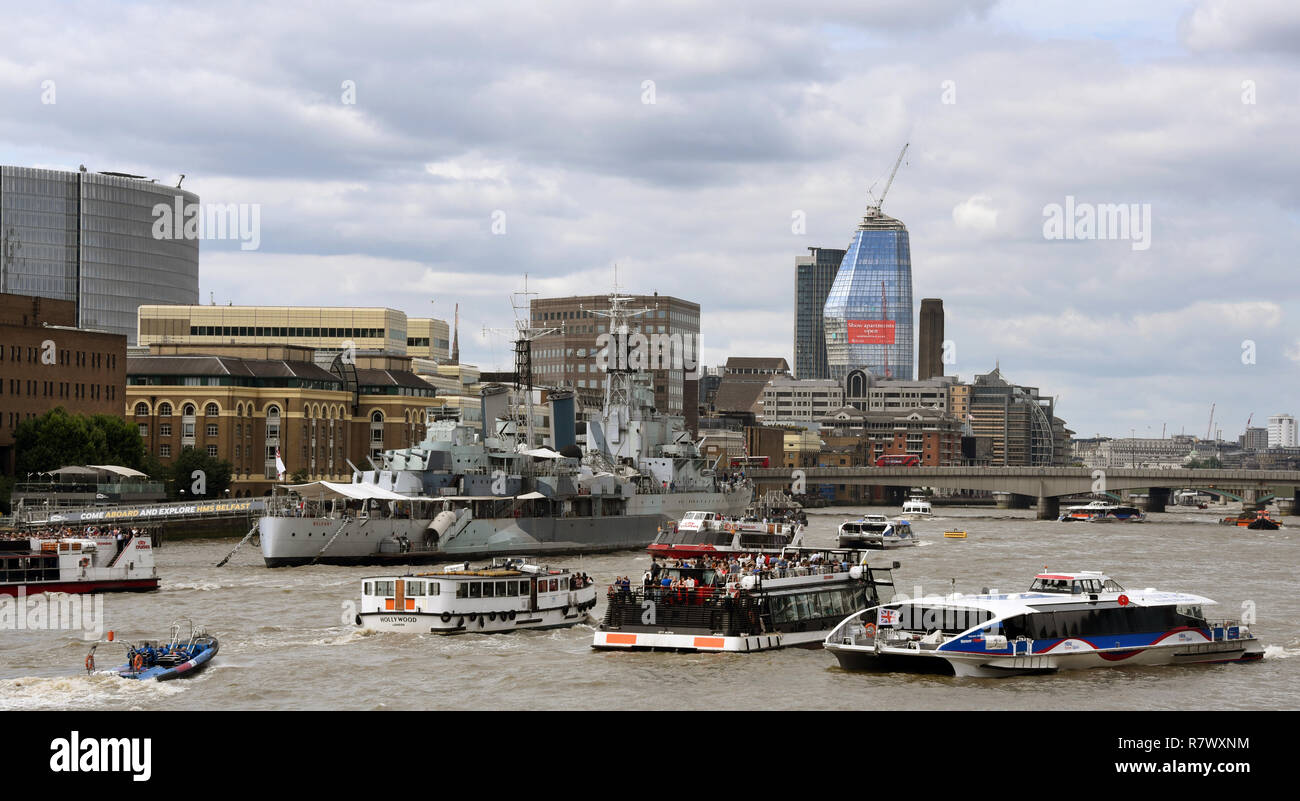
left=86, top=619, right=218, bottom=681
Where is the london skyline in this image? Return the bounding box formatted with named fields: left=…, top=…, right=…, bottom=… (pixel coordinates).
left=1, top=0, right=1296, bottom=440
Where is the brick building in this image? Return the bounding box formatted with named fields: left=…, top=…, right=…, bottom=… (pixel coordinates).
left=1, top=292, right=127, bottom=475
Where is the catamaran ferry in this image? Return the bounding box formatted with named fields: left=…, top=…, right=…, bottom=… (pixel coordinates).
left=647, top=511, right=804, bottom=560
left=837, top=515, right=917, bottom=549
left=824, top=570, right=1264, bottom=677
left=591, top=548, right=897, bottom=653
left=355, top=558, right=598, bottom=634
left=1, top=532, right=158, bottom=596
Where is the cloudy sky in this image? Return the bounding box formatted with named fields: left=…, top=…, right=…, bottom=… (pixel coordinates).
left=3, top=0, right=1297, bottom=439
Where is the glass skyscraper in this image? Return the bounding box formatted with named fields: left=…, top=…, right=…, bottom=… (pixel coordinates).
left=823, top=210, right=913, bottom=381
left=0, top=166, right=199, bottom=343
left=793, top=246, right=844, bottom=380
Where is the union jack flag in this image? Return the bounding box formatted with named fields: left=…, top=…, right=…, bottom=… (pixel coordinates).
left=877, top=608, right=900, bottom=626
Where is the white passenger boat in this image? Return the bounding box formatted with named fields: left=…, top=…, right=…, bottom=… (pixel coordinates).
left=648, top=511, right=804, bottom=560
left=1, top=532, right=158, bottom=597
left=901, top=496, right=933, bottom=518
left=591, top=548, right=897, bottom=653
left=1059, top=500, right=1145, bottom=523
left=355, top=558, right=598, bottom=634
left=824, top=570, right=1264, bottom=677
left=837, top=515, right=917, bottom=549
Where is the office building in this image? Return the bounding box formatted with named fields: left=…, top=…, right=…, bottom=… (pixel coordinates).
left=823, top=205, right=914, bottom=381
left=967, top=367, right=1063, bottom=466
left=1268, top=414, right=1297, bottom=448
left=137, top=305, right=411, bottom=353
left=406, top=317, right=451, bottom=362
left=529, top=293, right=700, bottom=422
left=759, top=376, right=844, bottom=423
left=1, top=292, right=127, bottom=475
left=793, top=247, right=844, bottom=380
left=0, top=166, right=199, bottom=343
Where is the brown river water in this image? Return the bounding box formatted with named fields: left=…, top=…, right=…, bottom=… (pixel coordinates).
left=2, top=505, right=1297, bottom=710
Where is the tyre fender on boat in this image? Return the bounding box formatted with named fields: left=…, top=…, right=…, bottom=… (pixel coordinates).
left=508, top=610, right=516, bottom=621
left=441, top=612, right=451, bottom=623
left=354, top=614, right=362, bottom=626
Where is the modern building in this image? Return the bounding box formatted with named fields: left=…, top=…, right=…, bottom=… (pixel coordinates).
left=917, top=298, right=944, bottom=381
left=406, top=317, right=452, bottom=362
left=1268, top=414, right=1297, bottom=448
left=759, top=376, right=844, bottom=423
left=137, top=305, right=414, bottom=355
left=823, top=204, right=914, bottom=382
left=0, top=166, right=199, bottom=344
left=1240, top=427, right=1269, bottom=451
left=843, top=371, right=958, bottom=414
left=529, top=293, right=700, bottom=423
left=126, top=344, right=437, bottom=496
left=793, top=246, right=845, bottom=380
left=0, top=292, right=128, bottom=475
left=966, top=367, right=1063, bottom=466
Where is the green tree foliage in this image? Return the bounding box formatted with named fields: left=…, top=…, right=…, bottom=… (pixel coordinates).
left=167, top=447, right=233, bottom=500
left=13, top=408, right=146, bottom=476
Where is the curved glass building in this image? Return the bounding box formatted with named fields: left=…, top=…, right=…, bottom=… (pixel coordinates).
left=0, top=166, right=199, bottom=343
left=823, top=208, right=913, bottom=381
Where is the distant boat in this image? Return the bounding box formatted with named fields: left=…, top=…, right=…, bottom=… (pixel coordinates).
left=943, top=530, right=967, bottom=539
left=1058, top=501, right=1145, bottom=523
left=901, top=496, right=933, bottom=518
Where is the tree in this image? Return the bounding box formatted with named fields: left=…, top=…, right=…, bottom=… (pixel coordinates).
left=289, top=468, right=310, bottom=483
left=13, top=407, right=145, bottom=476
left=168, top=447, right=233, bottom=500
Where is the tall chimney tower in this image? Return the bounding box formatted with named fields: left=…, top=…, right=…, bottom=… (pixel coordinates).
left=918, top=298, right=944, bottom=380
left=451, top=303, right=460, bottom=365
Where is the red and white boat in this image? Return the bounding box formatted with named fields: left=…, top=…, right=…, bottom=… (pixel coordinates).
left=0, top=532, right=159, bottom=596
left=647, top=511, right=804, bottom=560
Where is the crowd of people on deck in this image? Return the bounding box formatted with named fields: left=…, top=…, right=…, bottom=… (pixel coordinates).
left=0, top=525, right=143, bottom=546
left=606, top=551, right=851, bottom=605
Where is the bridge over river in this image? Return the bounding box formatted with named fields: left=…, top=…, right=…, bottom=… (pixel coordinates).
left=745, top=466, right=1300, bottom=519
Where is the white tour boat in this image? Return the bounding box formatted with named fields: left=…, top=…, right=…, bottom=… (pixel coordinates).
left=837, top=515, right=917, bottom=549
left=824, top=570, right=1264, bottom=677
left=591, top=548, right=898, bottom=653
left=901, top=496, right=933, bottom=518
left=647, top=511, right=804, bottom=560
left=1, top=531, right=158, bottom=597
left=1058, top=500, right=1145, bottom=523
left=355, top=558, right=598, bottom=634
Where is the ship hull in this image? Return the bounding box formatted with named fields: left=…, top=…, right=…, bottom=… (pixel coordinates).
left=260, top=489, right=750, bottom=567
left=0, top=578, right=160, bottom=597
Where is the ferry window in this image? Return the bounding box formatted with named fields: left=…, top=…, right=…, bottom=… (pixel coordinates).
left=549, top=579, right=558, bottom=592
left=428, top=583, right=439, bottom=596
left=408, top=582, right=424, bottom=596
left=1103, top=580, right=1125, bottom=592
left=506, top=581, right=516, bottom=596
left=374, top=581, right=394, bottom=596
left=497, top=582, right=507, bottom=596
left=456, top=584, right=468, bottom=599
left=364, top=582, right=371, bottom=595
left=469, top=583, right=481, bottom=599
left=483, top=582, right=495, bottom=598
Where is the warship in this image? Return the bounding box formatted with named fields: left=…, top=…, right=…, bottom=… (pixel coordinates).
left=254, top=292, right=751, bottom=567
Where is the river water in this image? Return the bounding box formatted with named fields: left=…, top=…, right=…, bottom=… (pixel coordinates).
left=2, top=505, right=1297, bottom=710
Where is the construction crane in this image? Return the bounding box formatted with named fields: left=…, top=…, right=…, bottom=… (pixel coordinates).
left=865, top=142, right=909, bottom=218
left=1205, top=403, right=1215, bottom=441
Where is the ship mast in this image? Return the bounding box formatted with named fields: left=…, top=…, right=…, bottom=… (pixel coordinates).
left=583, top=267, right=653, bottom=460
left=483, top=274, right=561, bottom=449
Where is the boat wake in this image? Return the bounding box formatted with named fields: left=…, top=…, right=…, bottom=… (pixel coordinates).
left=0, top=673, right=188, bottom=711
left=1264, top=643, right=1300, bottom=660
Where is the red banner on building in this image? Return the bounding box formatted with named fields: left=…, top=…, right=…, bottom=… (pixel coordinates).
left=847, top=320, right=896, bottom=344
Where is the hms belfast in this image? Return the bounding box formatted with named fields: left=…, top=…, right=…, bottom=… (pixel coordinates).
left=256, top=292, right=751, bottom=567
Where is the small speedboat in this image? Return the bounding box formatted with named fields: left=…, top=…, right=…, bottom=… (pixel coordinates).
left=86, top=619, right=218, bottom=681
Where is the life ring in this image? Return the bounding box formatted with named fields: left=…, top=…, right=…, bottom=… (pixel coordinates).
left=441, top=612, right=451, bottom=623
left=85, top=653, right=95, bottom=672
left=131, top=653, right=145, bottom=672
left=864, top=622, right=877, bottom=638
